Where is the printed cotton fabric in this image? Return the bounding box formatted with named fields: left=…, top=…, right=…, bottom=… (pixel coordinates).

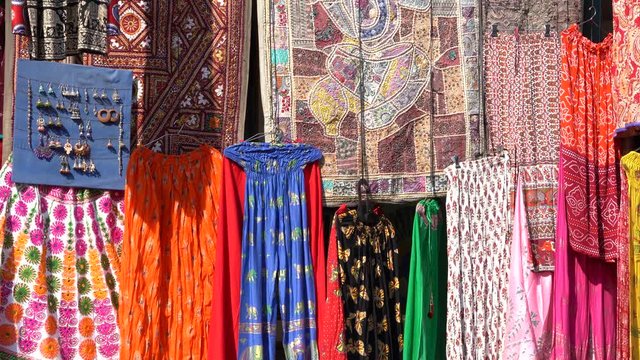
left=120, top=145, right=221, bottom=360
left=445, top=155, right=511, bottom=360
left=335, top=208, right=403, bottom=359
left=502, top=177, right=553, bottom=359
left=259, top=0, right=483, bottom=203
left=622, top=151, right=640, bottom=359
left=403, top=199, right=446, bottom=360
left=559, top=24, right=619, bottom=260
left=617, top=161, right=631, bottom=360
left=484, top=31, right=560, bottom=271
left=612, top=0, right=640, bottom=134
left=0, top=157, right=123, bottom=360
left=225, top=142, right=321, bottom=360
left=12, top=0, right=119, bottom=60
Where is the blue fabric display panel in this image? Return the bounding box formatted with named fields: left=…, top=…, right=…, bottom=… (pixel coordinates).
left=12, top=60, right=133, bottom=190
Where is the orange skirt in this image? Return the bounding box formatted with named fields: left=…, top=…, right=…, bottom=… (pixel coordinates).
left=120, top=145, right=222, bottom=359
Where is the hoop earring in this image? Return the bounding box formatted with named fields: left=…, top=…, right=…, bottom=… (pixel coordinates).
left=97, top=109, right=111, bottom=123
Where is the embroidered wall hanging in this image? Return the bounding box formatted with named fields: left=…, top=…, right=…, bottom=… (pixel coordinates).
left=258, top=0, right=484, bottom=204
left=12, top=60, right=133, bottom=190
left=74, top=0, right=250, bottom=153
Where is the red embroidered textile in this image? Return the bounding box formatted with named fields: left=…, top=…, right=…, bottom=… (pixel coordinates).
left=208, top=156, right=325, bottom=359
left=559, top=24, right=619, bottom=260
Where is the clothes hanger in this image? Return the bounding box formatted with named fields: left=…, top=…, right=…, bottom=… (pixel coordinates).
left=578, top=3, right=599, bottom=28
left=243, top=127, right=286, bottom=143
left=142, top=121, right=206, bottom=148
left=356, top=179, right=378, bottom=225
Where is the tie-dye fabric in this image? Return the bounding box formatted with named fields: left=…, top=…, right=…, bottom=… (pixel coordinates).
left=0, top=157, right=123, bottom=360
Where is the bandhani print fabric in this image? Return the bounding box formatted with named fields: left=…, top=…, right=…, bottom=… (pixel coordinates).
left=445, top=155, right=511, bottom=360
left=12, top=0, right=120, bottom=60
left=484, top=31, right=560, bottom=271
left=612, top=0, right=640, bottom=134
left=259, top=0, right=483, bottom=204
left=78, top=0, right=249, bottom=152
left=0, top=157, right=123, bottom=360
left=559, top=24, right=619, bottom=260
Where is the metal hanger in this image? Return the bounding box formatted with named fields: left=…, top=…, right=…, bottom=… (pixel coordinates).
left=142, top=121, right=206, bottom=148
left=244, top=126, right=285, bottom=143
left=578, top=3, right=598, bottom=28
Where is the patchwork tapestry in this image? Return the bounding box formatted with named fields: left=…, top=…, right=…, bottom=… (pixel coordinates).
left=259, top=0, right=483, bottom=204
left=483, top=0, right=582, bottom=33
left=17, top=0, right=250, bottom=153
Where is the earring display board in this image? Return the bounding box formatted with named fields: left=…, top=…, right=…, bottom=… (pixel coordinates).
left=12, top=60, right=133, bottom=190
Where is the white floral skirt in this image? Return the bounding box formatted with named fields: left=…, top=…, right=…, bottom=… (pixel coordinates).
left=0, top=158, right=124, bottom=360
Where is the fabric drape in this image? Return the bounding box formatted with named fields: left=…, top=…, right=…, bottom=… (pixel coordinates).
left=335, top=207, right=403, bottom=360
left=551, top=24, right=618, bottom=360
left=617, top=159, right=631, bottom=360
left=558, top=24, right=619, bottom=260
left=12, top=0, right=119, bottom=60
left=0, top=157, right=123, bottom=359
left=445, top=155, right=511, bottom=360
left=612, top=0, right=640, bottom=134
left=403, top=199, right=446, bottom=360
left=225, top=142, right=321, bottom=359
left=208, top=146, right=326, bottom=360
left=502, top=177, right=553, bottom=359
left=120, top=145, right=221, bottom=360
left=622, top=151, right=640, bottom=359
left=484, top=31, right=561, bottom=272
left=319, top=207, right=346, bottom=360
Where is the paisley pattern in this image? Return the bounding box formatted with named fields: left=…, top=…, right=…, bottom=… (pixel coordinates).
left=335, top=208, right=403, bottom=360
left=260, top=0, right=483, bottom=204
left=612, top=0, right=640, bottom=134
left=445, top=155, right=511, bottom=360
left=0, top=157, right=123, bottom=360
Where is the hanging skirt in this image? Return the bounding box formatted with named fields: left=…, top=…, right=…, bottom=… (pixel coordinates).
left=335, top=207, right=403, bottom=360
left=0, top=156, right=124, bottom=360
left=621, top=151, right=640, bottom=359
left=445, top=155, right=511, bottom=360
left=119, top=145, right=221, bottom=360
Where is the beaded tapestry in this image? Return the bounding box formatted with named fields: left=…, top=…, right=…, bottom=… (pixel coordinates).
left=260, top=0, right=483, bottom=204
left=16, top=0, right=251, bottom=153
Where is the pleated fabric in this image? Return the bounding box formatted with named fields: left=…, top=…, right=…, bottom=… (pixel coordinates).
left=502, top=177, right=553, bottom=359
left=120, top=145, right=221, bottom=360
left=622, top=151, right=640, bottom=359
left=0, top=156, right=124, bottom=360
left=551, top=24, right=618, bottom=360
left=445, top=155, right=511, bottom=360
left=208, top=154, right=326, bottom=360
left=403, top=199, right=446, bottom=360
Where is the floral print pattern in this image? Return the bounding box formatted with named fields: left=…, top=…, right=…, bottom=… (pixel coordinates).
left=0, top=158, right=123, bottom=359
left=445, top=155, right=511, bottom=359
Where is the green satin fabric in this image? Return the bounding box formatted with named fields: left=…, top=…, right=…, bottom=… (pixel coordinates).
left=403, top=199, right=447, bottom=360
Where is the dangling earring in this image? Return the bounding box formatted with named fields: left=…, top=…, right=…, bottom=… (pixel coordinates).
left=37, top=113, right=46, bottom=133
left=38, top=83, right=45, bottom=96
left=44, top=99, right=51, bottom=109
left=78, top=123, right=84, bottom=137
left=112, top=89, right=121, bottom=103
left=47, top=116, right=54, bottom=127
left=100, top=88, right=108, bottom=100
left=64, top=138, right=73, bottom=155
left=36, top=97, right=44, bottom=108
left=88, top=160, right=96, bottom=174
left=107, top=138, right=113, bottom=149
left=55, top=115, right=63, bottom=128
left=47, top=83, right=54, bottom=96
left=93, top=88, right=99, bottom=100
left=84, top=88, right=89, bottom=102
left=85, top=121, right=92, bottom=138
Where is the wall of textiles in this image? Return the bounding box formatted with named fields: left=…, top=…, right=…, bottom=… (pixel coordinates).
left=4, top=0, right=640, bottom=359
